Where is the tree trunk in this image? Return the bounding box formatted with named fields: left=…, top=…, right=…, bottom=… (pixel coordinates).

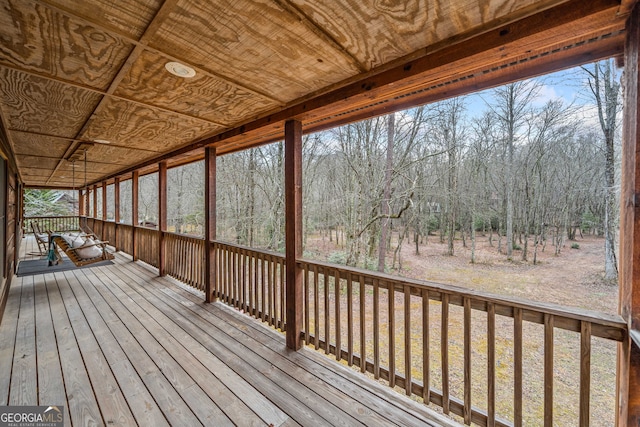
left=378, top=113, right=395, bottom=272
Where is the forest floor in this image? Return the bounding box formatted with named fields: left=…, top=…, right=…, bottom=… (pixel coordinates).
left=306, top=232, right=619, bottom=426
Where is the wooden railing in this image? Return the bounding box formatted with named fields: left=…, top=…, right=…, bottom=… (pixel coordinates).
left=25, top=215, right=79, bottom=233
left=135, top=226, right=160, bottom=268
left=296, top=259, right=626, bottom=427
left=165, top=232, right=205, bottom=290
left=117, top=223, right=134, bottom=254
left=214, top=241, right=286, bottom=330
left=27, top=217, right=625, bottom=425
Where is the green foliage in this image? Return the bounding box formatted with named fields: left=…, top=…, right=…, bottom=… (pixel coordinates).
left=581, top=210, right=600, bottom=234
left=327, top=251, right=347, bottom=265
left=425, top=214, right=440, bottom=234
left=473, top=215, right=492, bottom=232
left=24, top=189, right=74, bottom=217
left=512, top=243, right=522, bottom=251
left=571, top=243, right=580, bottom=249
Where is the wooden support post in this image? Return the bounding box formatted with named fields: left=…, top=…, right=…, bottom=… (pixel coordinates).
left=618, top=3, right=640, bottom=425
left=285, top=119, right=303, bottom=350
left=101, top=181, right=107, bottom=221
left=158, top=161, right=167, bottom=276
left=78, top=189, right=84, bottom=217
left=114, top=177, right=120, bottom=251
left=101, top=181, right=107, bottom=239
left=204, top=146, right=217, bottom=303
left=132, top=171, right=139, bottom=261
left=92, top=184, right=98, bottom=218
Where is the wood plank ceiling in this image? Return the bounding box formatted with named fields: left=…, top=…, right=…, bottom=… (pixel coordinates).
left=0, top=0, right=634, bottom=188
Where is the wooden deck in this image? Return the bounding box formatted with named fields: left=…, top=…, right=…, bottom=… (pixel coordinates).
left=0, top=236, right=457, bottom=426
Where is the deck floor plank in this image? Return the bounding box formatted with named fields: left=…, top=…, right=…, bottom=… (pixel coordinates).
left=119, top=255, right=456, bottom=427
left=69, top=269, right=206, bottom=427
left=54, top=270, right=138, bottom=426
left=43, top=273, right=103, bottom=426
left=9, top=274, right=37, bottom=406
left=59, top=269, right=170, bottom=427
left=76, top=267, right=246, bottom=427
left=1, top=238, right=456, bottom=427
left=100, top=262, right=328, bottom=426
left=114, top=261, right=397, bottom=427
left=78, top=266, right=284, bottom=427
left=34, top=273, right=71, bottom=423
left=0, top=275, right=23, bottom=405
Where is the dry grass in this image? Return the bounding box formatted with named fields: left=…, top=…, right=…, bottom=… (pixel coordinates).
left=305, top=233, right=618, bottom=426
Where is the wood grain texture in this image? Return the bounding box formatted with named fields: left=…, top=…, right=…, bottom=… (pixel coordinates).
left=115, top=49, right=278, bottom=126
left=80, top=97, right=221, bottom=152
left=149, top=0, right=360, bottom=102
left=289, top=0, right=563, bottom=70
left=10, top=132, right=71, bottom=158
left=0, top=0, right=133, bottom=90
left=43, top=0, right=163, bottom=40
left=0, top=68, right=102, bottom=137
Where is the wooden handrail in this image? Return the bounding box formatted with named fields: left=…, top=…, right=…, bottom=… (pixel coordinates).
left=297, top=258, right=626, bottom=342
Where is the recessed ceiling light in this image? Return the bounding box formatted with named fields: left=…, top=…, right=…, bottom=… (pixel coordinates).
left=93, top=139, right=111, bottom=144
left=165, top=61, right=196, bottom=78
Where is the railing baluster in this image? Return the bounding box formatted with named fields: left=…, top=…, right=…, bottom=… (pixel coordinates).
left=514, top=307, right=523, bottom=427
left=304, top=263, right=310, bottom=344
left=442, top=293, right=450, bottom=414
left=579, top=321, right=591, bottom=427
left=248, top=251, right=254, bottom=315
left=464, top=297, right=471, bottom=425
left=544, top=314, right=554, bottom=427
left=422, top=289, right=430, bottom=404
left=280, top=259, right=285, bottom=328
left=314, top=264, right=320, bottom=350
left=335, top=269, right=341, bottom=361
left=389, top=281, right=395, bottom=388
left=359, top=274, right=366, bottom=374
left=488, top=302, right=496, bottom=427
left=347, top=273, right=354, bottom=366
left=268, top=256, right=274, bottom=326
left=260, top=254, right=266, bottom=322
left=373, top=278, right=380, bottom=379
left=324, top=269, right=330, bottom=355
left=404, top=285, right=411, bottom=396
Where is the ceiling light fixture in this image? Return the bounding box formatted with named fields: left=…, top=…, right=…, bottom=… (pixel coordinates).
left=93, top=139, right=111, bottom=144
left=165, top=61, right=196, bottom=78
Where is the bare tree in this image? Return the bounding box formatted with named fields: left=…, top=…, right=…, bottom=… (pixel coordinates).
left=487, top=81, right=540, bottom=259
left=583, top=59, right=620, bottom=281
left=378, top=113, right=395, bottom=272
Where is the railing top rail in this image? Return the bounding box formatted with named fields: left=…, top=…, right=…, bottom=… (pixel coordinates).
left=213, top=239, right=285, bottom=260
left=297, top=257, right=626, bottom=339
left=25, top=215, right=79, bottom=219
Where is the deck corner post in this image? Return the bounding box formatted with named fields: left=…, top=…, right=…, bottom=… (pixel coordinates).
left=618, top=2, right=640, bottom=425
left=159, top=161, right=167, bottom=277
left=285, top=119, right=303, bottom=350
left=205, top=146, right=217, bottom=303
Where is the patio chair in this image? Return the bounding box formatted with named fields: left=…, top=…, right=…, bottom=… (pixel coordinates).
left=31, top=221, right=49, bottom=255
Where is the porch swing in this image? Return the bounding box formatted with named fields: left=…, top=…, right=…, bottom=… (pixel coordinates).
left=48, top=149, right=115, bottom=267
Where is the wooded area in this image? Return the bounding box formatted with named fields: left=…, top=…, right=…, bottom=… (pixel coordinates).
left=211, top=62, right=621, bottom=277
left=26, top=62, right=621, bottom=281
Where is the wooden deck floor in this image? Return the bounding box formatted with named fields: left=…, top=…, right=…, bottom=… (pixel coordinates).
left=0, top=236, right=456, bottom=426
